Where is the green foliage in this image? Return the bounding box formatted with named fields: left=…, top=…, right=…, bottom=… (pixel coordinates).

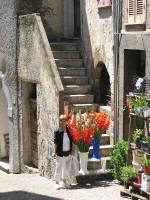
left=129, top=94, right=148, bottom=110
left=142, top=157, right=150, bottom=166
left=132, top=129, right=144, bottom=143
left=78, top=140, right=89, bottom=152
left=110, top=140, right=128, bottom=182
left=93, top=129, right=102, bottom=138
left=121, top=166, right=137, bottom=182
left=134, top=118, right=144, bottom=130
left=145, top=137, right=150, bottom=143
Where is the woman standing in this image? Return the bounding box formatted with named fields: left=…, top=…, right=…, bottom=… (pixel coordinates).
left=53, top=114, right=74, bottom=189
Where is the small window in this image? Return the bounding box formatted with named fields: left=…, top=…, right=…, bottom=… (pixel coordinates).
left=127, top=0, right=146, bottom=24
left=98, top=0, right=111, bottom=8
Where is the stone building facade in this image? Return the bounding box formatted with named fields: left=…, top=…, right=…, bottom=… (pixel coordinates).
left=0, top=0, right=114, bottom=178
left=118, top=0, right=150, bottom=140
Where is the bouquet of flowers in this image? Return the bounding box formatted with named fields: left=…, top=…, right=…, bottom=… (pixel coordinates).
left=126, top=94, right=148, bottom=116
left=67, top=111, right=110, bottom=152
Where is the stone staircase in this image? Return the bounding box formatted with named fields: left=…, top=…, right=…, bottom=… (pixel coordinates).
left=50, top=41, right=97, bottom=113
left=50, top=41, right=113, bottom=179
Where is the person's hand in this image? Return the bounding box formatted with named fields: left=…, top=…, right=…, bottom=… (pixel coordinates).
left=52, top=152, right=57, bottom=159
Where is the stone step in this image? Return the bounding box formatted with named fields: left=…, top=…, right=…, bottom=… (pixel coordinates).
left=55, top=59, right=83, bottom=67
left=68, top=103, right=98, bottom=113
left=0, top=169, right=7, bottom=175
left=64, top=94, right=94, bottom=104
left=99, top=105, right=111, bottom=116
left=64, top=85, right=91, bottom=95
left=0, top=160, right=9, bottom=173
left=89, top=145, right=113, bottom=158
left=50, top=42, right=80, bottom=51
left=61, top=76, right=88, bottom=85
left=76, top=169, right=112, bottom=183
left=62, top=37, right=80, bottom=42
left=58, top=67, right=87, bottom=76
left=53, top=51, right=80, bottom=59
left=101, top=134, right=110, bottom=145
left=87, top=157, right=112, bottom=171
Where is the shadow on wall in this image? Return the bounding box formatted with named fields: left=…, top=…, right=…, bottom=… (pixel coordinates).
left=94, top=62, right=111, bottom=105
left=0, top=191, right=63, bottom=200
left=0, top=52, right=6, bottom=74
left=98, top=7, right=112, bottom=19
left=81, top=1, right=95, bottom=85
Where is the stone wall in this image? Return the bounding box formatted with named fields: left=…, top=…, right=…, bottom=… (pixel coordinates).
left=17, top=0, right=64, bottom=41
left=18, top=14, right=64, bottom=178
left=80, top=0, right=114, bottom=105
left=0, top=0, right=20, bottom=173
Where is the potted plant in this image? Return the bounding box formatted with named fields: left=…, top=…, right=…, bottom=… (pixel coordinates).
left=110, top=140, right=128, bottom=182
left=91, top=112, right=110, bottom=160
left=142, top=157, right=150, bottom=174
left=121, top=166, right=137, bottom=183
left=126, top=94, right=148, bottom=117
left=132, top=129, right=144, bottom=148
left=141, top=136, right=150, bottom=154
left=67, top=112, right=93, bottom=175
left=132, top=150, right=144, bottom=166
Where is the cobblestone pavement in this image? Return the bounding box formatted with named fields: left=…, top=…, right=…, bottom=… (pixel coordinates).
left=0, top=171, right=128, bottom=200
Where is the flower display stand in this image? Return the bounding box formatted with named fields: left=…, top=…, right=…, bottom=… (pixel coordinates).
left=121, top=112, right=150, bottom=199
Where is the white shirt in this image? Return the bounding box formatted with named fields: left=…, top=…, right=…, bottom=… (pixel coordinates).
left=63, top=132, right=70, bottom=152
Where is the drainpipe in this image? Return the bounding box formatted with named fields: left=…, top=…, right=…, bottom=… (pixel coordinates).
left=112, top=0, right=120, bottom=144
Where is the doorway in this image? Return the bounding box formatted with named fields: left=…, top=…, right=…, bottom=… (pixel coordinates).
left=123, top=50, right=146, bottom=140
left=74, top=0, right=81, bottom=37
left=94, top=62, right=111, bottom=105
left=64, top=0, right=81, bottom=38
left=22, top=82, right=38, bottom=168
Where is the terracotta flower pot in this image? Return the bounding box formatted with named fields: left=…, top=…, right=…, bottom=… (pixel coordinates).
left=144, top=166, right=150, bottom=174
left=138, top=171, right=143, bottom=184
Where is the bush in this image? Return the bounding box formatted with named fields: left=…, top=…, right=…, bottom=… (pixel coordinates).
left=110, top=140, right=128, bottom=182
left=121, top=166, right=137, bottom=182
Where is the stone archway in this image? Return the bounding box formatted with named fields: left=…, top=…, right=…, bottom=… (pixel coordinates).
left=0, top=53, right=17, bottom=173
left=94, top=62, right=111, bottom=105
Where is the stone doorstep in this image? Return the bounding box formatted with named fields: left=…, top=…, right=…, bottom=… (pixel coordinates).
left=76, top=169, right=112, bottom=183
left=88, top=157, right=112, bottom=170
left=24, top=165, right=39, bottom=174
left=0, top=160, right=9, bottom=173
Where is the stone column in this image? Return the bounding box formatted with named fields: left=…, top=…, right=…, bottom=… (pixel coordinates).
left=64, top=0, right=74, bottom=38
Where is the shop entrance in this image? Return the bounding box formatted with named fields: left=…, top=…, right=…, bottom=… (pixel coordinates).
left=123, top=50, right=145, bottom=139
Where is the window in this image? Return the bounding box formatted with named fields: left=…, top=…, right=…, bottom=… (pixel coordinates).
left=98, top=0, right=111, bottom=8
left=127, top=0, right=146, bottom=24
